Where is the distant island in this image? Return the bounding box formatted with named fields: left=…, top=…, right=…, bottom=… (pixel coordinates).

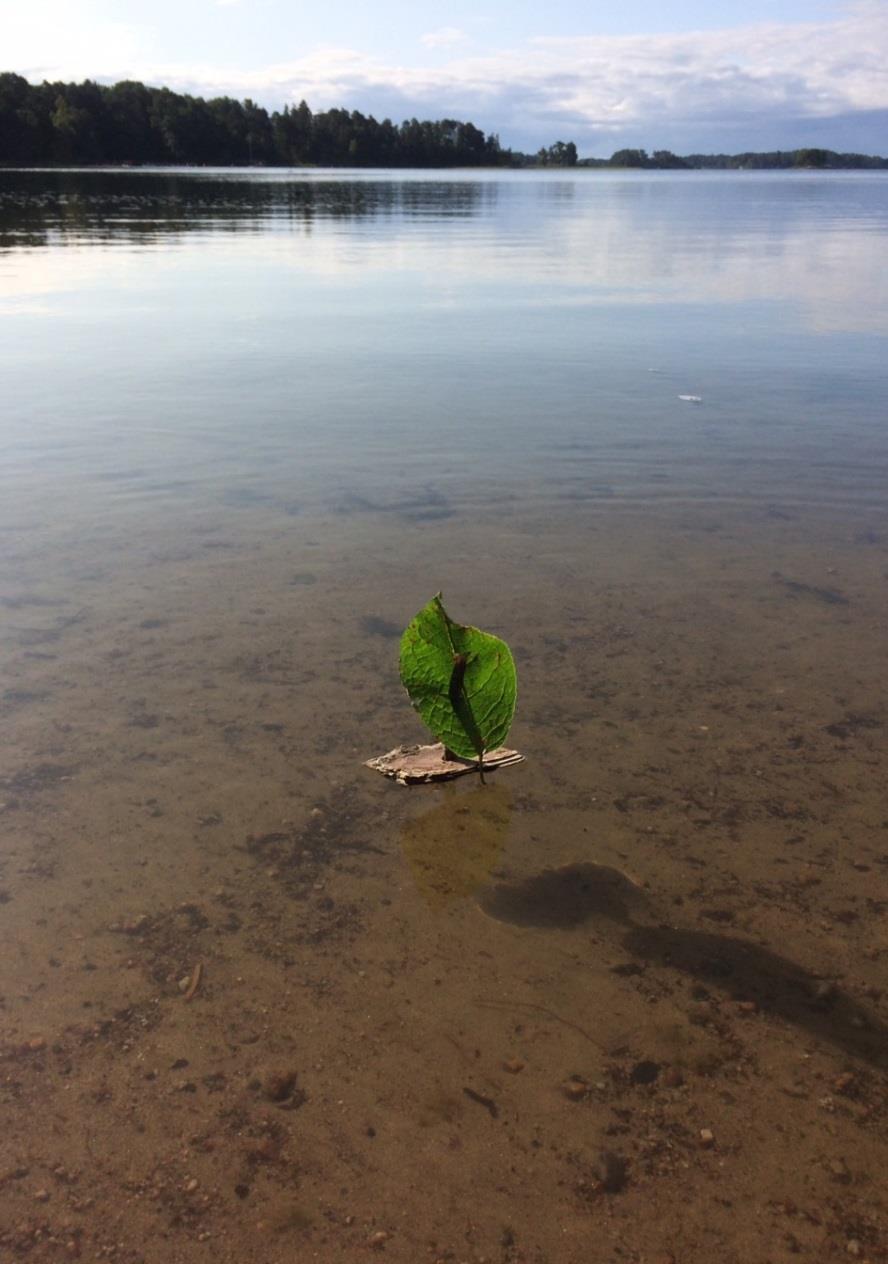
left=578, top=148, right=888, bottom=170
left=2, top=74, right=887, bottom=170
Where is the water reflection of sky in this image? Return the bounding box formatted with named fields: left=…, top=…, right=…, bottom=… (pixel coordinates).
left=2, top=170, right=888, bottom=334
left=1, top=169, right=887, bottom=523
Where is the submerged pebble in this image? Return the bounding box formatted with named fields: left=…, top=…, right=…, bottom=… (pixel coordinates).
left=592, top=1151, right=628, bottom=1193
left=562, top=1078, right=588, bottom=1101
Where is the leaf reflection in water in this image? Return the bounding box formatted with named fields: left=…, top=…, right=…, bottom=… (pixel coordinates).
left=400, top=785, right=511, bottom=908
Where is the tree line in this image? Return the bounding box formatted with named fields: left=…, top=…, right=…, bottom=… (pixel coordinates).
left=585, top=147, right=888, bottom=170
left=0, top=73, right=583, bottom=168
left=2, top=75, right=884, bottom=170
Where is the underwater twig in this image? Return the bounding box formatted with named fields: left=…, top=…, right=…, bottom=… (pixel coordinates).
left=474, top=997, right=606, bottom=1050
left=462, top=1086, right=499, bottom=1118
left=183, top=962, right=203, bottom=1002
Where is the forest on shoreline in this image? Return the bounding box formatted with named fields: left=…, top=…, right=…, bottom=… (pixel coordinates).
left=2, top=74, right=886, bottom=170
left=580, top=147, right=888, bottom=170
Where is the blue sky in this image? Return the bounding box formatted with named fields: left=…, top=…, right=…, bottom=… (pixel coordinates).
left=5, top=0, right=888, bottom=154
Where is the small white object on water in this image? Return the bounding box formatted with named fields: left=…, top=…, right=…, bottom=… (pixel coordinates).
left=678, top=394, right=703, bottom=403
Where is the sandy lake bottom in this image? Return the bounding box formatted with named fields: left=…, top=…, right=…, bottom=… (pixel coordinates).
left=1, top=482, right=887, bottom=1264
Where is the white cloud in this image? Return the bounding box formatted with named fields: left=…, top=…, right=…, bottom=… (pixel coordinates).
left=159, top=5, right=888, bottom=143
left=420, top=27, right=468, bottom=50
left=7, top=2, right=888, bottom=150
left=520, top=4, right=888, bottom=128
left=6, top=11, right=151, bottom=82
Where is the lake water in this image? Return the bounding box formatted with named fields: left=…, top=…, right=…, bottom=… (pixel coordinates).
left=2, top=169, right=888, bottom=526
left=1, top=168, right=887, bottom=1262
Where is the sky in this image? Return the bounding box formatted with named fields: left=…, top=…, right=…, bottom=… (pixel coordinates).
left=4, top=0, right=888, bottom=154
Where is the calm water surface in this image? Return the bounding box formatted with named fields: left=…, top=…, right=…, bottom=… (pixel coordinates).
left=2, top=168, right=887, bottom=525
left=1, top=169, right=887, bottom=1262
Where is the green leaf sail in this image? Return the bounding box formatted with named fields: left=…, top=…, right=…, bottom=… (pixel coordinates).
left=399, top=595, right=517, bottom=761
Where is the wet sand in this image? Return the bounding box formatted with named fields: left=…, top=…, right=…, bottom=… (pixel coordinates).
left=2, top=485, right=887, bottom=1262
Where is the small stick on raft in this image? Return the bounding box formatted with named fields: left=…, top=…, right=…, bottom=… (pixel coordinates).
left=365, top=742, right=524, bottom=785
